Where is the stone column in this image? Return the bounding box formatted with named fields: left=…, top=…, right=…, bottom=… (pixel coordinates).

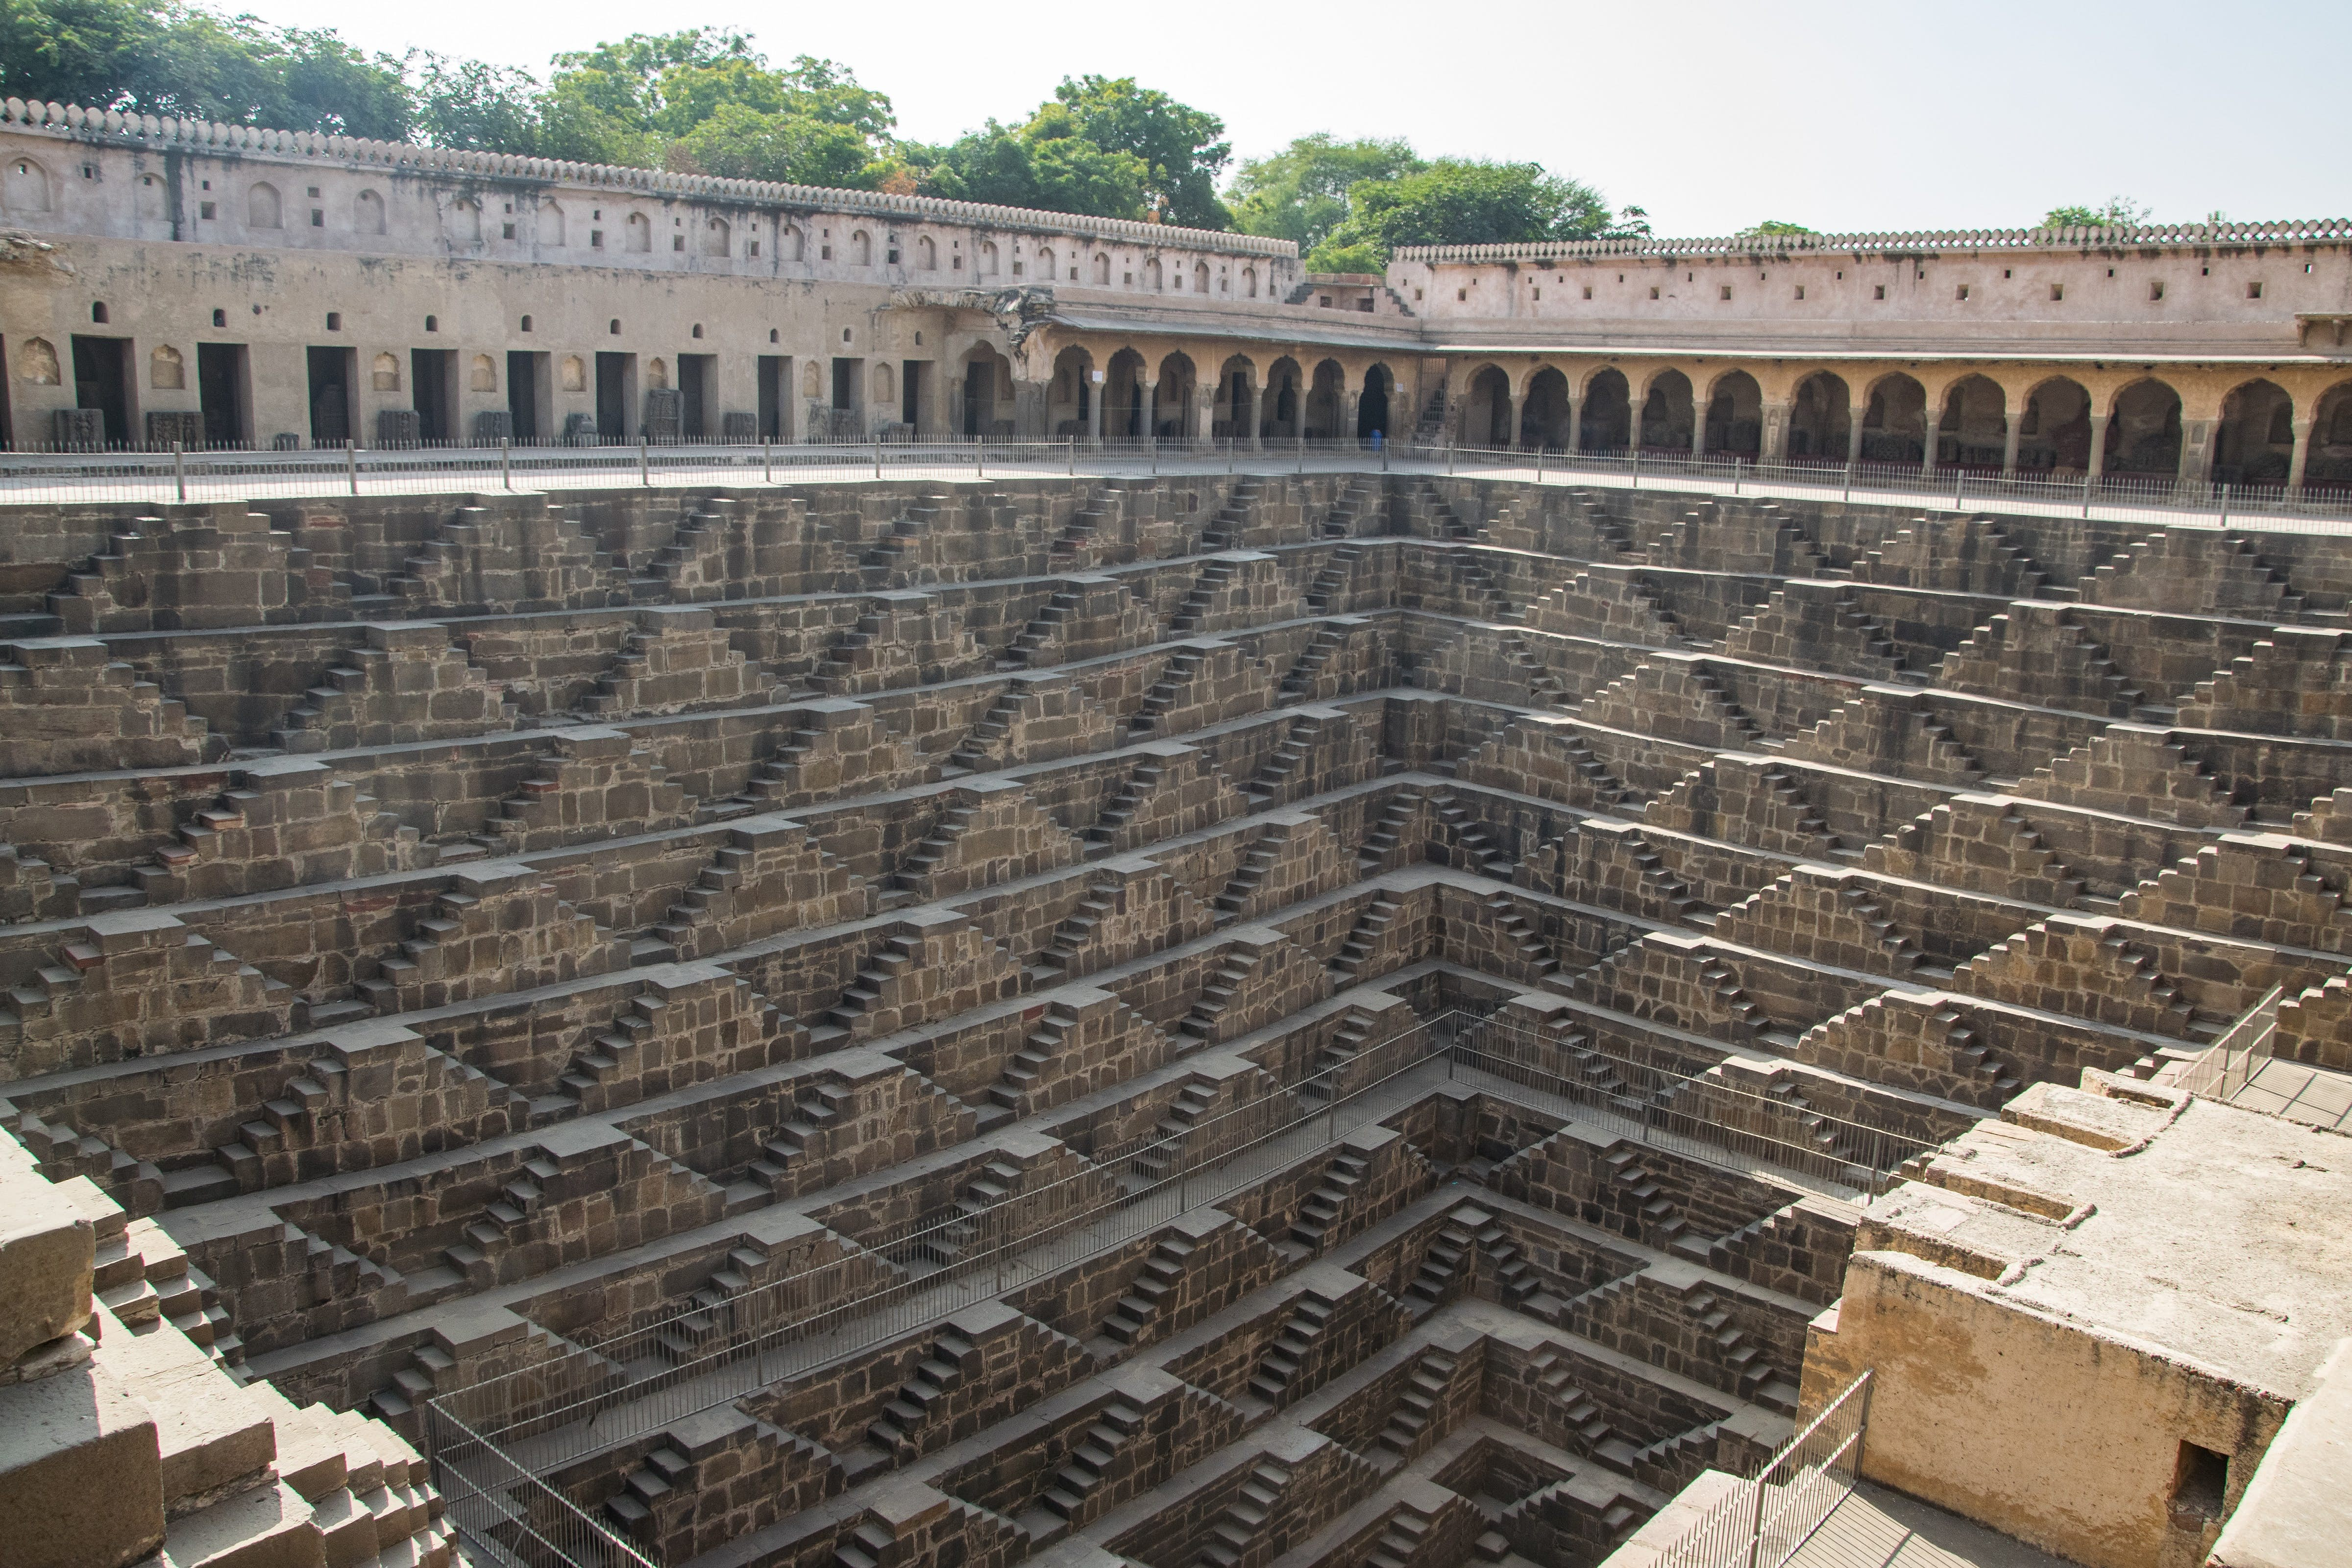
left=1920, top=412, right=1942, bottom=474
left=2288, top=418, right=2314, bottom=493
left=1192, top=379, right=1216, bottom=450
left=1691, top=392, right=1708, bottom=458
left=1139, top=380, right=1157, bottom=445
left=2179, top=417, right=2214, bottom=490
left=2086, top=414, right=2110, bottom=481
left=1344, top=390, right=1362, bottom=442
left=1246, top=383, right=1263, bottom=452
left=1761, top=400, right=1792, bottom=463
left=1845, top=407, right=1866, bottom=467
left=1085, top=371, right=1103, bottom=445
left=2001, top=414, right=2023, bottom=478
left=1565, top=394, right=1583, bottom=454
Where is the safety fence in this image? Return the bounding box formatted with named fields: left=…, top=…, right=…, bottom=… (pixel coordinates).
left=1652, top=1370, right=1874, bottom=1568
left=2167, top=986, right=2285, bottom=1102
left=6, top=434, right=2350, bottom=536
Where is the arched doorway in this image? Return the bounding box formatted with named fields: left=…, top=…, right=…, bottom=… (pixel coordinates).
left=1703, top=370, right=1762, bottom=459
left=1305, top=360, right=1346, bottom=440
left=1580, top=368, right=1632, bottom=452
left=1937, top=375, right=2007, bottom=469
left=1520, top=368, right=1570, bottom=451
left=2019, top=377, right=2093, bottom=473
left=1105, top=348, right=1148, bottom=440
left=1049, top=345, right=1094, bottom=439
left=1860, top=373, right=1927, bottom=464
left=1639, top=370, right=1694, bottom=452
left=1216, top=355, right=1257, bottom=439
left=960, top=346, right=1011, bottom=438
left=1155, top=352, right=1199, bottom=441
left=2104, top=379, right=2182, bottom=476
left=1464, top=365, right=1512, bottom=446
left=2214, top=380, right=2294, bottom=485
left=1263, top=357, right=1303, bottom=440
left=1787, top=372, right=1850, bottom=462
left=2310, top=383, right=2352, bottom=488
left=1358, top=364, right=1395, bottom=439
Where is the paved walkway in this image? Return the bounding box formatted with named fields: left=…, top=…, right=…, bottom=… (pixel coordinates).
left=2230, top=1056, right=2352, bottom=1131
left=4, top=442, right=2348, bottom=539
left=1785, top=1484, right=2078, bottom=1568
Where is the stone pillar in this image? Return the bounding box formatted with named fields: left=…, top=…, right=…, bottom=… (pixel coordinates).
left=1566, top=394, right=1583, bottom=454
left=1761, top=399, right=1791, bottom=463
left=1344, top=390, right=1362, bottom=442
left=1498, top=391, right=1518, bottom=450
left=2179, top=417, right=2215, bottom=490
left=2001, top=414, right=2023, bottom=477
left=1192, top=380, right=1216, bottom=449
left=1085, top=371, right=1104, bottom=445
left=1246, top=383, right=1263, bottom=453
left=2086, top=414, right=2110, bottom=481
left=1139, top=380, right=1157, bottom=445
left=1691, top=393, right=1708, bottom=458
left=2288, top=417, right=2314, bottom=493
left=1012, top=378, right=1049, bottom=440
left=1920, top=413, right=1941, bottom=474
left=1845, top=408, right=1866, bottom=467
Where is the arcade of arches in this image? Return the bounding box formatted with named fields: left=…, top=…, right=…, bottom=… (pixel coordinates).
left=1031, top=334, right=2352, bottom=488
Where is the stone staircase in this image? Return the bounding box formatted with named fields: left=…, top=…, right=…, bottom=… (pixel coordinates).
left=1287, top=1150, right=1372, bottom=1251
left=1372, top=1348, right=1461, bottom=1460
left=1039, top=1400, right=1146, bottom=1519
left=1102, top=1233, right=1198, bottom=1344
left=866, top=1326, right=979, bottom=1456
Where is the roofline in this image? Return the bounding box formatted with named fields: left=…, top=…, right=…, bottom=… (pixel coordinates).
left=1395, top=220, right=2352, bottom=265
left=1421, top=341, right=2352, bottom=367
left=0, top=95, right=1298, bottom=259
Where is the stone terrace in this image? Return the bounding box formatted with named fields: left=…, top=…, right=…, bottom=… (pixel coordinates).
left=5, top=470, right=2352, bottom=1568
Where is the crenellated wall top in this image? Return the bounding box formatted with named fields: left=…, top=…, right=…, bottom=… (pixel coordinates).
left=1396, top=221, right=2352, bottom=265
left=0, top=95, right=1298, bottom=258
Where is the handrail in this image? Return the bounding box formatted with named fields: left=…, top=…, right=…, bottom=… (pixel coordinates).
left=2168, top=985, right=2285, bottom=1102
left=1652, top=1370, right=1875, bottom=1568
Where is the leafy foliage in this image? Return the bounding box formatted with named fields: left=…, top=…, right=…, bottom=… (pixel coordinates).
left=1229, top=134, right=1425, bottom=253
left=1317, top=159, right=1612, bottom=265
left=2043, top=197, right=2153, bottom=229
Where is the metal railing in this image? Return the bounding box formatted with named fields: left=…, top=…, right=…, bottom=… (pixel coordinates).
left=5, top=432, right=2350, bottom=537
left=1654, top=1370, right=1874, bottom=1568
left=2167, top=985, right=2285, bottom=1102
left=1446, top=1012, right=1939, bottom=1199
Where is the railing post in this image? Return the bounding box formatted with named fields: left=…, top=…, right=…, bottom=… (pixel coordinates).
left=2082, top=470, right=2094, bottom=518
left=1067, top=437, right=1076, bottom=477
left=1955, top=466, right=1965, bottom=511
left=345, top=439, right=357, bottom=496
left=640, top=439, right=650, bottom=488
left=173, top=441, right=186, bottom=502
left=873, top=436, right=882, bottom=480
left=1631, top=447, right=1640, bottom=490
left=1842, top=459, right=1852, bottom=504
left=977, top=440, right=984, bottom=479
left=1744, top=1467, right=1769, bottom=1568
left=2218, top=481, right=2230, bottom=528
left=1852, top=1370, right=1874, bottom=1484
left=501, top=436, right=512, bottom=491
left=763, top=437, right=772, bottom=483
left=1297, top=435, right=1305, bottom=475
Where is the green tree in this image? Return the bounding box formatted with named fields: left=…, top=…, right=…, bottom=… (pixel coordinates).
left=1320, top=159, right=1611, bottom=266
left=409, top=53, right=538, bottom=150
left=1227, top=133, right=1424, bottom=253
left=1050, top=74, right=1229, bottom=228
left=2043, top=197, right=2152, bottom=228
left=917, top=100, right=1152, bottom=220
left=1739, top=219, right=1813, bottom=237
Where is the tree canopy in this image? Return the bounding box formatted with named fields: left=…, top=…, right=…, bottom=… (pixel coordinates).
left=2042, top=197, right=2152, bottom=228
left=0, top=3, right=1640, bottom=242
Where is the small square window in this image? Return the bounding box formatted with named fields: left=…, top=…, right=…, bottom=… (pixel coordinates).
left=1719, top=285, right=1732, bottom=300
left=1956, top=284, right=1969, bottom=300
left=2051, top=283, right=2064, bottom=301
left=887, top=248, right=900, bottom=263
left=311, top=209, right=323, bottom=226
left=201, top=179, right=211, bottom=191
left=1457, top=288, right=1467, bottom=301
left=1012, top=261, right=1022, bottom=275
left=2003, top=268, right=2012, bottom=278
left=1581, top=285, right=1592, bottom=299
left=749, top=240, right=760, bottom=257
left=2248, top=281, right=2264, bottom=299
left=1794, top=285, right=1805, bottom=300
left=1874, top=284, right=1886, bottom=300
left=821, top=245, right=833, bottom=260
left=502, top=223, right=515, bottom=240
left=306, top=186, right=319, bottom=198
left=199, top=200, right=216, bottom=220
left=2150, top=281, right=2165, bottom=300
left=325, top=312, right=341, bottom=330
left=591, top=230, right=604, bottom=248
left=673, top=234, right=685, bottom=252
left=1532, top=287, right=1541, bottom=300
left=1648, top=286, right=1660, bottom=299
left=81, top=164, right=95, bottom=179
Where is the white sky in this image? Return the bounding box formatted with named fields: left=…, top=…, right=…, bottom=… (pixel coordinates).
left=223, top=0, right=2352, bottom=238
